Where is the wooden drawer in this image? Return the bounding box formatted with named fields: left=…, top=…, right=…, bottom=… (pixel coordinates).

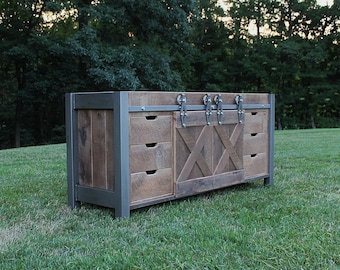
left=244, top=109, right=268, bottom=134
left=130, top=142, right=172, bottom=173
left=244, top=153, right=268, bottom=179
left=130, top=114, right=172, bottom=145
left=243, top=109, right=269, bottom=180
left=243, top=133, right=268, bottom=156
left=130, top=168, right=173, bottom=204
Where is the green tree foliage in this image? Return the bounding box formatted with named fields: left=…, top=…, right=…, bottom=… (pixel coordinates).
left=0, top=0, right=339, bottom=148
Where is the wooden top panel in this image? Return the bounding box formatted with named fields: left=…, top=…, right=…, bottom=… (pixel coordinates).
left=128, top=92, right=269, bottom=106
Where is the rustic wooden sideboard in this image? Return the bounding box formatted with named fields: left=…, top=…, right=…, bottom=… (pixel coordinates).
left=66, top=91, right=275, bottom=218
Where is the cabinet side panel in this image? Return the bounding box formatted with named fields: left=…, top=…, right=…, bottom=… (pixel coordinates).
left=91, top=110, right=108, bottom=189
left=78, top=110, right=93, bottom=186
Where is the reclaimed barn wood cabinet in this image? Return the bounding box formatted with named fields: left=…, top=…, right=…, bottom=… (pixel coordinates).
left=66, top=91, right=275, bottom=217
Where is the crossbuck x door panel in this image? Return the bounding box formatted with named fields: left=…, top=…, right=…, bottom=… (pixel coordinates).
left=174, top=110, right=244, bottom=198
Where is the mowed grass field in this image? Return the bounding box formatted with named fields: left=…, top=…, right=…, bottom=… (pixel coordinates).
left=0, top=129, right=339, bottom=269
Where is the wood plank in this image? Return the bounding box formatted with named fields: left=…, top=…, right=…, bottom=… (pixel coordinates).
left=91, top=110, right=107, bottom=189
left=244, top=152, right=268, bottom=178
left=78, top=110, right=92, bottom=186
left=215, top=125, right=243, bottom=170
left=130, top=142, right=172, bottom=173
left=130, top=168, right=173, bottom=203
left=242, top=94, right=269, bottom=104
left=176, top=126, right=212, bottom=182
left=176, top=170, right=245, bottom=198
left=106, top=110, right=114, bottom=190
left=130, top=115, right=172, bottom=145
left=212, top=126, right=226, bottom=172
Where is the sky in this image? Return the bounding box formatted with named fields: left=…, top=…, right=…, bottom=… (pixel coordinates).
left=219, top=0, right=334, bottom=6
left=318, top=0, right=334, bottom=5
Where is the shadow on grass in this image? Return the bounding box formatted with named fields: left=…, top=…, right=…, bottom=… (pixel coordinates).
left=77, top=179, right=269, bottom=219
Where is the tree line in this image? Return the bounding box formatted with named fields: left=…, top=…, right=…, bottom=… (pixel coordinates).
left=0, top=0, right=339, bottom=149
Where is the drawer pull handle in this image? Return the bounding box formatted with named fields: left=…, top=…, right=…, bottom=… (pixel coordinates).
left=146, top=143, right=157, bottom=148
left=251, top=154, right=257, bottom=158
left=251, top=112, right=258, bottom=115
left=251, top=133, right=258, bottom=137
left=146, top=170, right=157, bottom=175
left=146, top=116, right=157, bottom=120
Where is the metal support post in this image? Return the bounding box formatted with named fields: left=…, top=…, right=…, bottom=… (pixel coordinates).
left=66, top=93, right=80, bottom=208
left=113, top=91, right=130, bottom=218
left=264, top=94, right=275, bottom=185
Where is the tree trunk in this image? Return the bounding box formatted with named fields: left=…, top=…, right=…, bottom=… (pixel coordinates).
left=311, top=116, right=316, bottom=129
left=15, top=63, right=27, bottom=148
left=277, top=117, right=283, bottom=130
left=14, top=98, right=23, bottom=148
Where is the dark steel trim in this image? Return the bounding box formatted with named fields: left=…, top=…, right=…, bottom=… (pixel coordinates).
left=66, top=93, right=80, bottom=208
left=265, top=94, right=275, bottom=185
left=74, top=92, right=114, bottom=109
left=128, top=104, right=270, bottom=112
left=76, top=185, right=117, bottom=209
left=113, top=91, right=130, bottom=218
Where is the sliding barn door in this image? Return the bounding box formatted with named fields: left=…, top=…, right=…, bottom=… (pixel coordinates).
left=174, top=110, right=244, bottom=198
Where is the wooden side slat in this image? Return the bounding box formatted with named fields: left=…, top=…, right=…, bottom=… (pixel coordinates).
left=176, top=170, right=245, bottom=198
left=130, top=168, right=173, bottom=203
left=91, top=110, right=107, bottom=189
left=78, top=110, right=92, bottom=186
left=244, top=153, right=268, bottom=178
left=106, top=110, right=114, bottom=190
left=243, top=133, right=268, bottom=156
left=130, top=142, right=172, bottom=173
left=130, top=115, right=172, bottom=145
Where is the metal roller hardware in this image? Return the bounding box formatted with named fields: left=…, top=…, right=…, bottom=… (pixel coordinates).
left=203, top=94, right=212, bottom=125
left=235, top=94, right=245, bottom=123
left=177, top=93, right=188, bottom=127
left=214, top=94, right=223, bottom=125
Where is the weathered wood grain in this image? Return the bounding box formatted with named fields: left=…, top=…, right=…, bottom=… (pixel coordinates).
left=176, top=125, right=213, bottom=182
left=91, top=110, right=107, bottom=189
left=175, top=110, right=244, bottom=185
left=105, top=110, right=115, bottom=190
left=243, top=133, right=268, bottom=156
left=130, top=142, right=172, bottom=173
left=244, top=109, right=268, bottom=134
left=176, top=170, right=245, bottom=198
left=78, top=110, right=92, bottom=186
left=130, top=115, right=172, bottom=145
left=244, top=152, right=268, bottom=178
left=130, top=168, right=173, bottom=203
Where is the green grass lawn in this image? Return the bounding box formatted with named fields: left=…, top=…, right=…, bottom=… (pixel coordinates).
left=1, top=129, right=339, bottom=269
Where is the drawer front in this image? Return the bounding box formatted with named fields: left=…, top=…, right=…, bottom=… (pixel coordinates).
left=129, top=112, right=174, bottom=204
left=130, top=168, right=173, bottom=204
left=243, top=109, right=269, bottom=179
left=130, top=114, right=172, bottom=145
left=130, top=142, right=172, bottom=173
